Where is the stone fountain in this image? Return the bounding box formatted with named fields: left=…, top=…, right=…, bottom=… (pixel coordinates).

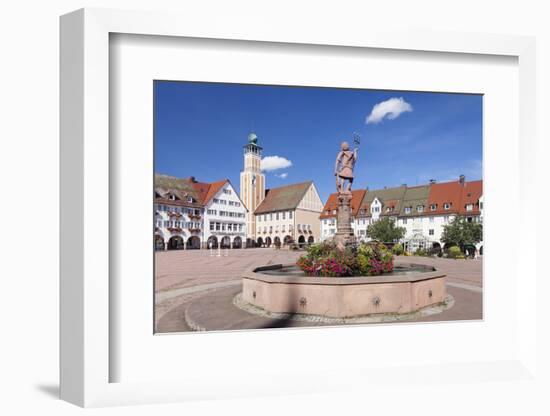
left=240, top=136, right=449, bottom=320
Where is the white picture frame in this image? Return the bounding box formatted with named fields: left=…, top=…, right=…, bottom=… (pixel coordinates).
left=60, top=8, right=539, bottom=408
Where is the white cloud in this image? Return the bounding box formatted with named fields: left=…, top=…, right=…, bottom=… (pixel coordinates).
left=275, top=172, right=288, bottom=179
left=366, top=97, right=413, bottom=124
left=261, top=156, right=292, bottom=172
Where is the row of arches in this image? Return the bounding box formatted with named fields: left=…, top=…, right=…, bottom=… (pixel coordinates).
left=155, top=235, right=244, bottom=250
left=205, top=235, right=242, bottom=249
left=256, top=235, right=314, bottom=247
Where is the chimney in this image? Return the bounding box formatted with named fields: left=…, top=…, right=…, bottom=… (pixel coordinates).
left=459, top=175, right=465, bottom=184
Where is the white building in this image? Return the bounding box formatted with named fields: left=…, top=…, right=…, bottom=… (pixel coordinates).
left=154, top=174, right=205, bottom=250
left=154, top=175, right=247, bottom=250
left=320, top=177, right=483, bottom=254
left=193, top=179, right=248, bottom=249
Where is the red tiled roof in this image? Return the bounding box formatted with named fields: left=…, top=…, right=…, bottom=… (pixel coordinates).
left=319, top=189, right=367, bottom=219
left=459, top=180, right=483, bottom=215
left=192, top=179, right=228, bottom=204
left=426, top=181, right=463, bottom=215
left=254, top=181, right=313, bottom=214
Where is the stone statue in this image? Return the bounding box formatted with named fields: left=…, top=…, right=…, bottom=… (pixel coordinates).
left=334, top=141, right=358, bottom=194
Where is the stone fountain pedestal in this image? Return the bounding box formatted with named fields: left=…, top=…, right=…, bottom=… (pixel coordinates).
left=334, top=191, right=356, bottom=249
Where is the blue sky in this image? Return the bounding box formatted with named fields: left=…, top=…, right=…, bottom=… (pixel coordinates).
left=154, top=81, right=482, bottom=203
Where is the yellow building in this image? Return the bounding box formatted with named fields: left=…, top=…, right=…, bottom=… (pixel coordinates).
left=254, top=181, right=323, bottom=247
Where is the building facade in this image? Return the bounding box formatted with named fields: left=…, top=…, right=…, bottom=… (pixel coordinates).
left=320, top=176, right=483, bottom=253
left=254, top=181, right=323, bottom=247
left=191, top=178, right=248, bottom=249
left=154, top=174, right=205, bottom=250
left=154, top=175, right=247, bottom=250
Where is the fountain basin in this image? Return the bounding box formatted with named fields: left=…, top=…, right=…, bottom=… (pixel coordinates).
left=242, top=263, right=447, bottom=318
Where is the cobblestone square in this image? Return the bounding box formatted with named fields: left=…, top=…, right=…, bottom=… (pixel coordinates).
left=155, top=248, right=482, bottom=332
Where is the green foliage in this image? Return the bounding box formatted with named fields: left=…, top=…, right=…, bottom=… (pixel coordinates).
left=366, top=217, right=406, bottom=243
left=414, top=248, right=429, bottom=257
left=447, top=245, right=462, bottom=259
left=441, top=216, right=483, bottom=249
left=297, top=241, right=394, bottom=277
left=392, top=243, right=404, bottom=256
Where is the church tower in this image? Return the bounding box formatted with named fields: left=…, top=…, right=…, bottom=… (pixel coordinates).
left=240, top=132, right=265, bottom=241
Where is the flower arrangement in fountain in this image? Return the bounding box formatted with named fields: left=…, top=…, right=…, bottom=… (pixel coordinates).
left=296, top=241, right=394, bottom=277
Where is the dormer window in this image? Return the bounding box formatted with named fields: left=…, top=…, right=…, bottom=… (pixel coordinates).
left=417, top=205, right=424, bottom=213
left=466, top=203, right=473, bottom=211
left=386, top=207, right=392, bottom=213
left=404, top=207, right=412, bottom=214
left=444, top=203, right=450, bottom=210
left=430, top=204, right=437, bottom=211
left=168, top=194, right=177, bottom=201
left=187, top=196, right=193, bottom=203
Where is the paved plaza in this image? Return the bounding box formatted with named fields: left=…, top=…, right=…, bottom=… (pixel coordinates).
left=155, top=248, right=483, bottom=332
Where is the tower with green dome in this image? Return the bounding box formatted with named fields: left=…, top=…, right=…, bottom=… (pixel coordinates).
left=240, top=132, right=265, bottom=241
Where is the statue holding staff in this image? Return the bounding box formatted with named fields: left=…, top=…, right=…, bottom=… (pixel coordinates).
left=334, top=135, right=360, bottom=194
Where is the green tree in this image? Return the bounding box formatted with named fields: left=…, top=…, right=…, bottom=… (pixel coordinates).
left=441, top=216, right=483, bottom=250
left=366, top=217, right=406, bottom=242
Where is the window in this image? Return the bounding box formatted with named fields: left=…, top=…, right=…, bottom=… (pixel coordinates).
left=403, top=218, right=408, bottom=225
left=257, top=215, right=261, bottom=222
left=276, top=212, right=279, bottom=220
left=263, top=214, right=266, bottom=221
left=270, top=213, right=273, bottom=221
left=480, top=201, right=483, bottom=210
left=429, top=216, right=434, bottom=223
left=417, top=205, right=424, bottom=213
left=466, top=204, right=473, bottom=211
left=187, top=196, right=193, bottom=203
left=443, top=216, right=449, bottom=223
left=386, top=207, right=392, bottom=213
left=282, top=225, right=286, bottom=232
left=216, top=222, right=221, bottom=231
left=210, top=222, right=214, bottom=231
left=404, top=207, right=412, bottom=214
left=223, top=189, right=231, bottom=195
left=430, top=204, right=437, bottom=211
left=282, top=212, right=286, bottom=220
left=429, top=229, right=434, bottom=236
left=444, top=203, right=450, bottom=210
left=289, top=211, right=293, bottom=219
